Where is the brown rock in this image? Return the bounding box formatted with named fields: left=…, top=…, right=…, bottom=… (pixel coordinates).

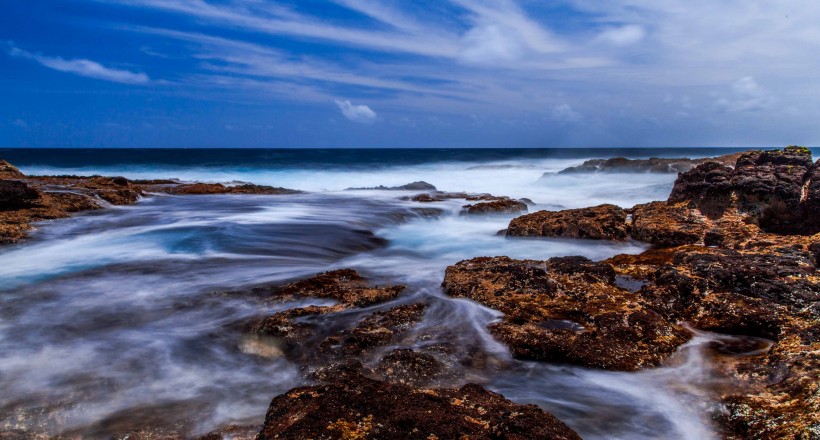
left=630, top=201, right=708, bottom=246
left=256, top=372, right=581, bottom=440
left=0, top=180, right=41, bottom=210
left=0, top=160, right=24, bottom=179
left=165, top=183, right=298, bottom=195
left=507, top=204, right=627, bottom=240
left=463, top=198, right=528, bottom=215
left=442, top=256, right=689, bottom=370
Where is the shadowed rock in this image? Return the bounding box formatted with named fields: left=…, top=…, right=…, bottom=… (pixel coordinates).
left=349, top=181, right=436, bottom=191
left=256, top=371, right=581, bottom=440
left=0, top=180, right=40, bottom=210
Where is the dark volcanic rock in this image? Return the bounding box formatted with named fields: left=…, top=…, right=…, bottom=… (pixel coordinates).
left=256, top=269, right=405, bottom=308
left=507, top=204, right=627, bottom=240
left=802, top=159, right=820, bottom=233
left=165, top=183, right=299, bottom=195
left=319, top=303, right=428, bottom=357
left=731, top=146, right=813, bottom=234
left=442, top=256, right=689, bottom=370
left=350, top=181, right=437, bottom=191
left=374, top=348, right=446, bottom=386
left=559, top=157, right=702, bottom=174
left=668, top=161, right=734, bottom=218
left=0, top=180, right=40, bottom=210
left=463, top=198, right=528, bottom=215
left=256, top=372, right=581, bottom=440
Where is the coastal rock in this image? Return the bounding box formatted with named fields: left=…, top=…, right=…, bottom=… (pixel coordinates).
left=442, top=256, right=689, bottom=370
left=318, top=303, right=428, bottom=357
left=0, top=180, right=41, bottom=210
left=668, top=161, right=734, bottom=218
left=256, top=372, right=581, bottom=440
left=630, top=201, right=708, bottom=246
left=507, top=204, right=627, bottom=240
left=556, top=152, right=742, bottom=175
left=373, top=348, right=446, bottom=386
left=731, top=146, right=813, bottom=234
left=463, top=198, right=528, bottom=215
left=559, top=157, right=702, bottom=174
left=349, top=181, right=437, bottom=191
left=251, top=269, right=405, bottom=308
left=605, top=243, right=820, bottom=438
left=0, top=160, right=24, bottom=179
left=165, top=183, right=298, bottom=195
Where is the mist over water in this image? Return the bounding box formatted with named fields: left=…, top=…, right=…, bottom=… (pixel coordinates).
left=0, top=150, right=743, bottom=438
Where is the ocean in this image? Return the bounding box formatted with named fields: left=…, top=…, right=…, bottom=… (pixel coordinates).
left=0, top=147, right=775, bottom=439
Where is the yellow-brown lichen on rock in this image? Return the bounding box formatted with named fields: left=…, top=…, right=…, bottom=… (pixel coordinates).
left=506, top=204, right=627, bottom=240
left=441, top=256, right=690, bottom=370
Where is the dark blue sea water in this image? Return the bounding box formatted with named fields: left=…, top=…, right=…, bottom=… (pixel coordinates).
left=0, top=147, right=781, bottom=439
left=0, top=147, right=753, bottom=170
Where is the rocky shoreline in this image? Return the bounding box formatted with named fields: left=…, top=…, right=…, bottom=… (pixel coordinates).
left=1, top=148, right=818, bottom=439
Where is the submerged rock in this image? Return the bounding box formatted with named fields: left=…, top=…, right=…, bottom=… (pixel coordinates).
left=507, top=204, right=627, bottom=240
left=256, top=371, right=581, bottom=440
left=442, top=256, right=689, bottom=370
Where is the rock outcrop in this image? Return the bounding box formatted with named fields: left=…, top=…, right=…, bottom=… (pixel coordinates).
left=349, top=181, right=437, bottom=191
left=442, top=256, right=689, bottom=370
left=556, top=152, right=742, bottom=174
left=0, top=160, right=25, bottom=179
left=0, top=162, right=300, bottom=244
left=256, top=370, right=581, bottom=440
left=462, top=198, right=528, bottom=215
left=0, top=180, right=41, bottom=210
left=506, top=204, right=627, bottom=240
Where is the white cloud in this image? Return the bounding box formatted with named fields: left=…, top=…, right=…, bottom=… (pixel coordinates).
left=551, top=104, right=583, bottom=123
left=8, top=45, right=149, bottom=84
left=335, top=100, right=377, bottom=123
left=595, top=25, right=646, bottom=46
left=716, top=76, right=774, bottom=112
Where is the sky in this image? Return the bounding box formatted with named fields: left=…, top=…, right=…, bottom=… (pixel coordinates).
left=1, top=0, right=819, bottom=148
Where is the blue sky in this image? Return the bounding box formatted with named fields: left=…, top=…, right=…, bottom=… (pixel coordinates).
left=1, top=1, right=819, bottom=148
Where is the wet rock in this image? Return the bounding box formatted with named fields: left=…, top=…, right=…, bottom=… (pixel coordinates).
left=463, top=198, right=528, bottom=215
left=630, top=201, right=708, bottom=246
left=319, top=303, right=427, bottom=357
left=442, top=256, right=689, bottom=370
left=165, top=183, right=298, bottom=195
left=556, top=153, right=742, bottom=175
left=256, top=372, right=581, bottom=440
left=668, top=161, right=734, bottom=218
left=0, top=180, right=41, bottom=210
left=731, top=146, right=813, bottom=234
left=507, top=204, right=627, bottom=240
left=255, top=269, right=405, bottom=308
left=349, top=181, right=437, bottom=191
left=0, top=160, right=24, bottom=179
left=410, top=193, right=444, bottom=202
left=675, top=247, right=819, bottom=312
left=374, top=348, right=446, bottom=386
left=559, top=157, right=702, bottom=174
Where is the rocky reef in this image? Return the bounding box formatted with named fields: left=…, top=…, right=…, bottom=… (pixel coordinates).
left=256, top=368, right=580, bottom=440
left=556, top=152, right=742, bottom=174
left=0, top=164, right=299, bottom=244
left=494, top=146, right=820, bottom=438
left=507, top=204, right=627, bottom=240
